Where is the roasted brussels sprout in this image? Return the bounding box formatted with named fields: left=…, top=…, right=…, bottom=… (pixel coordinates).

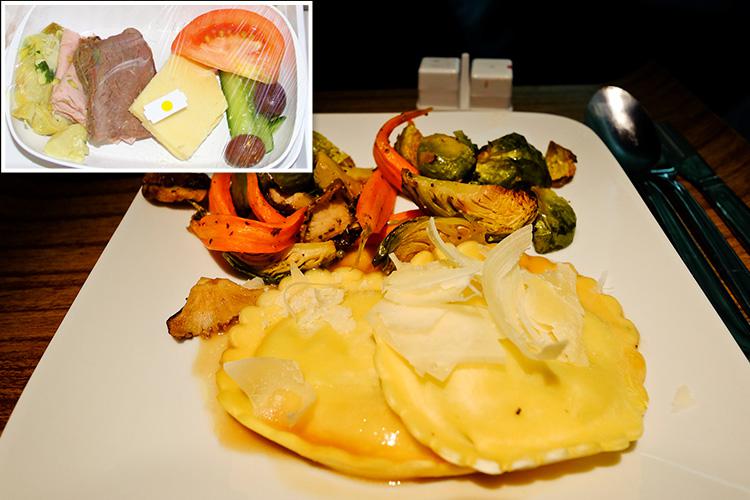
left=394, top=121, right=423, bottom=166
left=453, top=130, right=478, bottom=154
left=545, top=141, right=577, bottom=187
left=373, top=216, right=486, bottom=272
left=313, top=151, right=371, bottom=198
left=417, top=133, right=476, bottom=181
left=531, top=187, right=577, bottom=253
left=224, top=241, right=341, bottom=284
left=401, top=170, right=538, bottom=239
left=475, top=133, right=551, bottom=188
left=313, top=131, right=355, bottom=168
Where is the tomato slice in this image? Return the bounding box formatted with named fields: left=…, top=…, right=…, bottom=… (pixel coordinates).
left=171, top=9, right=285, bottom=84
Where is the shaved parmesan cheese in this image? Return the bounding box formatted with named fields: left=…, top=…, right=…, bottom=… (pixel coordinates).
left=383, top=261, right=478, bottom=305
left=278, top=279, right=356, bottom=335
left=369, top=301, right=505, bottom=381
left=223, top=357, right=317, bottom=428
left=427, top=217, right=482, bottom=271
left=482, top=225, right=586, bottom=364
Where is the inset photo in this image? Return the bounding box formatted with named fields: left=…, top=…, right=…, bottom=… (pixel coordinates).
left=1, top=2, right=312, bottom=172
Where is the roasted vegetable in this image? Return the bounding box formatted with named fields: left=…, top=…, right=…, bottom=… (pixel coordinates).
left=453, top=130, right=478, bottom=154
left=267, top=172, right=315, bottom=193
left=545, top=141, right=577, bottom=187
left=374, top=108, right=430, bottom=190
left=356, top=169, right=397, bottom=246
left=313, top=151, right=371, bottom=198
left=300, top=180, right=360, bottom=248
left=532, top=187, right=577, bottom=253
left=224, top=241, right=341, bottom=284
left=394, top=121, right=423, bottom=166
left=246, top=173, right=285, bottom=223
left=313, top=131, right=355, bottom=168
left=190, top=207, right=306, bottom=254
left=475, top=133, right=551, bottom=188
left=373, top=216, right=486, bottom=272
left=264, top=185, right=316, bottom=215
left=252, top=173, right=316, bottom=216
left=141, top=173, right=210, bottom=204
left=401, top=170, right=538, bottom=239
left=209, top=173, right=237, bottom=215
left=416, top=133, right=476, bottom=181
left=167, top=277, right=262, bottom=340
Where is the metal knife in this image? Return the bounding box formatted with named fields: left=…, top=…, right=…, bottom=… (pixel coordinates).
left=656, top=122, right=750, bottom=253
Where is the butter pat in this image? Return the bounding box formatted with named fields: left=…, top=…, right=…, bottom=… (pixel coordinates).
left=130, top=55, right=227, bottom=161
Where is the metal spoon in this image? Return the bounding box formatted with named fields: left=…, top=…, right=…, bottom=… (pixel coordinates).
left=585, top=86, right=750, bottom=355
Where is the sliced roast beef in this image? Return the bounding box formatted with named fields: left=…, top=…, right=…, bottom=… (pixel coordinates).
left=74, top=28, right=156, bottom=146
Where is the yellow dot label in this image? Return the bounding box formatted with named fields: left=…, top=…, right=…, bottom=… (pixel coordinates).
left=161, top=100, right=173, bottom=112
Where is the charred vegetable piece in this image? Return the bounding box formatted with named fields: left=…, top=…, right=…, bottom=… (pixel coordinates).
left=209, top=173, right=238, bottom=215
left=453, top=130, right=478, bottom=154
left=373, top=216, right=486, bottom=272
left=394, top=121, right=423, bottom=166
left=356, top=168, right=397, bottom=245
left=532, top=187, right=577, bottom=253
left=167, top=277, right=262, bottom=340
left=189, top=207, right=305, bottom=254
left=264, top=185, right=316, bottom=215
left=475, top=133, right=551, bottom=188
left=246, top=173, right=285, bottom=223
left=224, top=241, right=341, bottom=284
left=374, top=108, right=431, bottom=190
left=401, top=170, right=538, bottom=239
left=267, top=172, right=315, bottom=193
left=229, top=173, right=251, bottom=217
left=313, top=151, right=371, bottom=198
left=312, top=131, right=355, bottom=168
left=545, top=141, right=578, bottom=187
left=141, top=173, right=210, bottom=204
left=300, top=180, right=359, bottom=247
left=417, top=133, right=476, bottom=181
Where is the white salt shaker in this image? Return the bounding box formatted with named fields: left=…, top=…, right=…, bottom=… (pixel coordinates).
left=470, top=58, right=513, bottom=109
left=417, top=57, right=460, bottom=109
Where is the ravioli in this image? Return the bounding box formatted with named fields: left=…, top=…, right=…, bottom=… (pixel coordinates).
left=216, top=268, right=469, bottom=479
left=374, top=254, right=648, bottom=474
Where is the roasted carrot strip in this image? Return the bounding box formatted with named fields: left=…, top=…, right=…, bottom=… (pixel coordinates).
left=208, top=173, right=237, bottom=216
left=356, top=169, right=397, bottom=241
left=246, top=173, right=286, bottom=223
left=373, top=108, right=431, bottom=191
left=189, top=208, right=305, bottom=253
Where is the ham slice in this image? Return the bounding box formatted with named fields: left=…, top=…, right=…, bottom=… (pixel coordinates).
left=51, top=29, right=87, bottom=125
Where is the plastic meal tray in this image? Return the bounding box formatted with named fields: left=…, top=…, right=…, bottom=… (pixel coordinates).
left=2, top=3, right=310, bottom=171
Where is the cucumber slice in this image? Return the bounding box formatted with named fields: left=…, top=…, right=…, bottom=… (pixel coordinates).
left=219, top=71, right=275, bottom=153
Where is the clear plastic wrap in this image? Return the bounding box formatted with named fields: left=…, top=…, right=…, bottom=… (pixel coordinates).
left=5, top=3, right=309, bottom=171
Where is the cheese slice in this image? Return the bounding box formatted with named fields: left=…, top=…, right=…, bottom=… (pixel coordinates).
left=129, top=55, right=227, bottom=161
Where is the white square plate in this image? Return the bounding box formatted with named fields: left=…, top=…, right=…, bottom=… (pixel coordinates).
left=1, top=111, right=749, bottom=499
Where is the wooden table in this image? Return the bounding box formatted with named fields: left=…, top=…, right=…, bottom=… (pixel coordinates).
left=1, top=64, right=749, bottom=432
